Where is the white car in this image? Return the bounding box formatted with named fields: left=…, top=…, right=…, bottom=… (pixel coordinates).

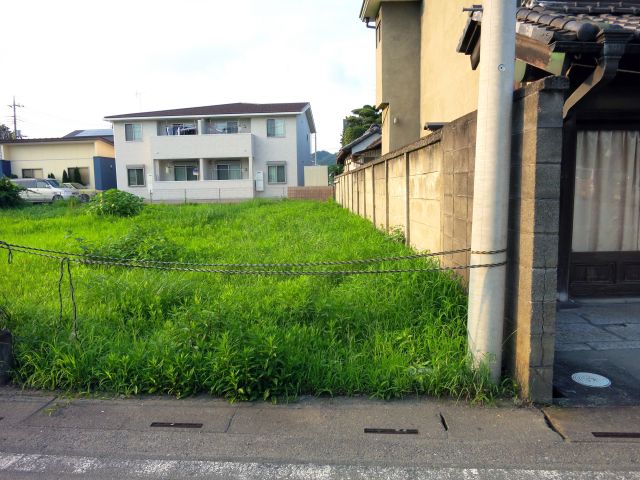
left=61, top=182, right=96, bottom=202
left=11, top=178, right=79, bottom=203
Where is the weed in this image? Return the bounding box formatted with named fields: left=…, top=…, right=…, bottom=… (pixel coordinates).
left=0, top=200, right=508, bottom=402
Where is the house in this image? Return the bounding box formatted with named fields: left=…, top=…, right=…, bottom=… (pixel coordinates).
left=336, top=124, right=382, bottom=172
left=104, top=102, right=316, bottom=202
left=336, top=0, right=640, bottom=401
left=0, top=129, right=116, bottom=190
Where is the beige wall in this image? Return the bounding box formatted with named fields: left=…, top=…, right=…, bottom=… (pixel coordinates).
left=377, top=2, right=421, bottom=154
left=419, top=0, right=479, bottom=126
left=2, top=141, right=111, bottom=188
left=94, top=141, right=115, bottom=158
left=304, top=166, right=328, bottom=186
left=5, top=143, right=94, bottom=162
left=372, top=1, right=479, bottom=152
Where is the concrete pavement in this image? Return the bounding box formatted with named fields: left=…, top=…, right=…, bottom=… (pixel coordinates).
left=1, top=387, right=640, bottom=478
left=554, top=302, right=640, bottom=406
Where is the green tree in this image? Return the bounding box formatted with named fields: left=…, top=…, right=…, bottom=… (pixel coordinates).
left=72, top=168, right=82, bottom=184
left=0, top=124, right=14, bottom=141
left=340, top=105, right=381, bottom=147
left=62, top=169, right=70, bottom=183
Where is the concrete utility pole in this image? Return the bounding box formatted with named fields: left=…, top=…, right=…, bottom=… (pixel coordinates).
left=467, top=0, right=516, bottom=382
left=8, top=96, right=24, bottom=139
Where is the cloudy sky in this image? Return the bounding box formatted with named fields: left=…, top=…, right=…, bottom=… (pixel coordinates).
left=0, top=0, right=375, bottom=152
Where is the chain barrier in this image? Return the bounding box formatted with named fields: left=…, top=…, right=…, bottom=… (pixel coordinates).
left=0, top=241, right=505, bottom=270
left=0, top=240, right=507, bottom=340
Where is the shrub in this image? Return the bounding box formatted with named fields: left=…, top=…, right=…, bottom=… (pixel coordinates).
left=0, top=177, right=24, bottom=208
left=87, top=189, right=145, bottom=217
left=85, top=224, right=181, bottom=262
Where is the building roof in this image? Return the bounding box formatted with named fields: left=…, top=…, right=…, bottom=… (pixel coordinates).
left=104, top=102, right=311, bottom=120
left=458, top=0, right=640, bottom=71
left=359, top=0, right=419, bottom=21
left=517, top=1, right=640, bottom=43
left=336, top=124, right=382, bottom=164
left=1, top=135, right=114, bottom=146
left=63, top=129, right=113, bottom=138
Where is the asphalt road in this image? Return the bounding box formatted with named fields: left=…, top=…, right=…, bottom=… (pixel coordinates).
left=1, top=389, right=639, bottom=479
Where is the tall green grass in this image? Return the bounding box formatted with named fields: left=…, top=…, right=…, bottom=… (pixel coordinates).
left=0, top=199, right=508, bottom=401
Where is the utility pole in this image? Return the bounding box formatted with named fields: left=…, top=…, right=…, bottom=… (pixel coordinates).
left=8, top=96, right=24, bottom=139
left=467, top=0, right=516, bottom=382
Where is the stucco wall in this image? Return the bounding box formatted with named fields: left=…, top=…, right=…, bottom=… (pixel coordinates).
left=4, top=141, right=100, bottom=187
left=377, top=2, right=421, bottom=154
left=419, top=0, right=479, bottom=127
left=94, top=141, right=115, bottom=158
left=304, top=166, right=328, bottom=186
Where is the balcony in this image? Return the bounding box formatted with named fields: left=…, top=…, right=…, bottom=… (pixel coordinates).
left=150, top=133, right=254, bottom=160
left=150, top=179, right=255, bottom=202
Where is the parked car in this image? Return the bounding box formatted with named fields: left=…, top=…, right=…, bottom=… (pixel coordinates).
left=10, top=178, right=79, bottom=203
left=61, top=182, right=96, bottom=202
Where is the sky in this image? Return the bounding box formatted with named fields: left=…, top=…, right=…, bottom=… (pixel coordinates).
left=0, top=0, right=375, bottom=153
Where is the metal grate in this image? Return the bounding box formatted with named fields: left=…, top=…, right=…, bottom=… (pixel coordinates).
left=150, top=422, right=203, bottom=429
left=592, top=432, right=640, bottom=439
left=364, top=428, right=419, bottom=434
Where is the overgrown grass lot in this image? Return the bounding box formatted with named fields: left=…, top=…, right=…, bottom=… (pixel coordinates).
left=0, top=200, right=504, bottom=402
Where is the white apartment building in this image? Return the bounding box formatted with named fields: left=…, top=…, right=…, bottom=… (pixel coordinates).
left=104, top=102, right=315, bottom=201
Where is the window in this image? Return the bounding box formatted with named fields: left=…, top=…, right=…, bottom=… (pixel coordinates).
left=208, top=120, right=238, bottom=134
left=216, top=164, right=243, bottom=180
left=267, top=164, right=286, bottom=184
left=22, top=168, right=43, bottom=178
left=127, top=167, right=145, bottom=186
left=174, top=165, right=198, bottom=181
left=267, top=119, right=285, bottom=137
left=158, top=121, right=197, bottom=136
left=125, top=123, right=142, bottom=141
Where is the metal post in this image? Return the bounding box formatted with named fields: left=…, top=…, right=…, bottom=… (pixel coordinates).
left=467, top=0, right=516, bottom=382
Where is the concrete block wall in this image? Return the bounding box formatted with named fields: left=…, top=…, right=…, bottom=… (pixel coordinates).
left=441, top=113, right=476, bottom=282
left=334, top=76, right=567, bottom=403
left=505, top=76, right=568, bottom=402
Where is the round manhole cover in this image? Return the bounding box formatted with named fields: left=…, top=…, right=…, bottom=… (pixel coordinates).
left=571, top=372, right=611, bottom=388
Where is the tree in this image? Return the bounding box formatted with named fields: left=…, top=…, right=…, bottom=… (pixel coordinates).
left=0, top=124, right=14, bottom=141
left=48, top=173, right=56, bottom=179
left=340, top=105, right=381, bottom=147
left=62, top=169, right=70, bottom=183
left=72, top=168, right=82, bottom=184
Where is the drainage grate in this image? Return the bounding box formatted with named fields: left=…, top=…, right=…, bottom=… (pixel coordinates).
left=592, top=432, right=640, bottom=439
left=150, top=422, right=203, bottom=429
left=364, top=428, right=419, bottom=434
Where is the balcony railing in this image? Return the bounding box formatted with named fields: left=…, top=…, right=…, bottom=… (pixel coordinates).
left=150, top=133, right=254, bottom=160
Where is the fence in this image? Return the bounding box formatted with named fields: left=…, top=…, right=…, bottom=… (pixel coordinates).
left=287, top=186, right=334, bottom=201
left=335, top=114, right=476, bottom=282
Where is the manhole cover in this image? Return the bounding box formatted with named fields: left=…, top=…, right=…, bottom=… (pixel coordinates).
left=571, top=372, right=611, bottom=388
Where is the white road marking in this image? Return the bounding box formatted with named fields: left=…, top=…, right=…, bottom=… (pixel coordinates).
left=0, top=452, right=639, bottom=479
